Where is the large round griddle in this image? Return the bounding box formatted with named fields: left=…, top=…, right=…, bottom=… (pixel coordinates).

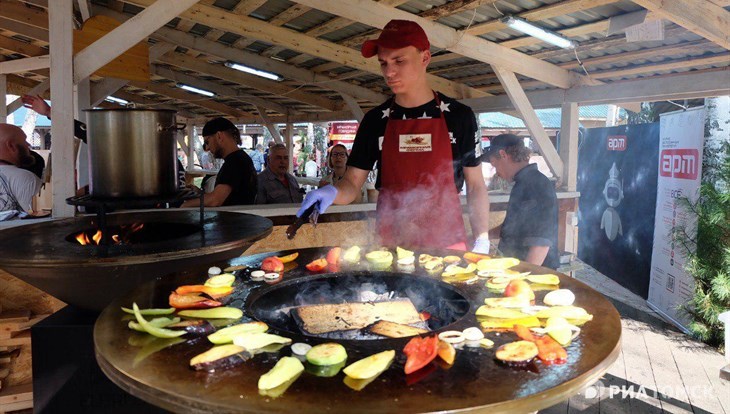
left=95, top=247, right=621, bottom=413
left=0, top=211, right=272, bottom=310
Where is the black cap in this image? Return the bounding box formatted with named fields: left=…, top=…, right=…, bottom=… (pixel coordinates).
left=202, top=117, right=237, bottom=136
left=481, top=133, right=523, bottom=162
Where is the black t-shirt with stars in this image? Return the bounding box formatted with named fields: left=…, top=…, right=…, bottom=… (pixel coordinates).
left=347, top=92, right=481, bottom=191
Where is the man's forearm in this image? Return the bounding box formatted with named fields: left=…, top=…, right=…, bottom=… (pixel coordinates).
left=525, top=245, right=549, bottom=267
left=467, top=184, right=490, bottom=239
left=333, top=177, right=360, bottom=205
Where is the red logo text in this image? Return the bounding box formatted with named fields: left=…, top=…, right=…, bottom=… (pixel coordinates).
left=660, top=149, right=699, bottom=180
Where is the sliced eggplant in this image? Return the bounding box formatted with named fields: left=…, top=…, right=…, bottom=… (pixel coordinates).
left=495, top=340, right=538, bottom=367
left=167, top=320, right=216, bottom=336
left=190, top=344, right=251, bottom=372
left=207, top=322, right=268, bottom=344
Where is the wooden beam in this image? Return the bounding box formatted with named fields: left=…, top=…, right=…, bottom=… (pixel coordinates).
left=463, top=68, right=730, bottom=112
left=77, top=0, right=92, bottom=21
left=493, top=66, right=563, bottom=178
left=631, top=0, right=730, bottom=50
left=419, top=0, right=499, bottom=20
left=586, top=53, right=730, bottom=80
left=558, top=102, right=578, bottom=192
left=49, top=0, right=76, bottom=217
left=0, top=74, right=7, bottom=123
left=339, top=92, right=364, bottom=122
left=466, top=0, right=617, bottom=36
left=156, top=52, right=343, bottom=111
left=0, top=17, right=49, bottom=42
left=257, top=106, right=283, bottom=144
left=0, top=0, right=48, bottom=29
left=89, top=77, right=129, bottom=106
left=123, top=0, right=488, bottom=99
left=0, top=55, right=49, bottom=74
left=151, top=65, right=297, bottom=115
left=112, top=88, right=198, bottom=118
left=73, top=0, right=199, bottom=83
left=304, top=0, right=409, bottom=38
left=129, top=80, right=253, bottom=118
left=0, top=34, right=47, bottom=57
left=292, top=0, right=576, bottom=89
left=6, top=78, right=49, bottom=114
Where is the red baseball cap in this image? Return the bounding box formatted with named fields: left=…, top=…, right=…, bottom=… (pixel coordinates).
left=361, top=20, right=430, bottom=58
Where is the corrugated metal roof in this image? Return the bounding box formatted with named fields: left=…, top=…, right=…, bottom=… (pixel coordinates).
left=480, top=105, right=616, bottom=128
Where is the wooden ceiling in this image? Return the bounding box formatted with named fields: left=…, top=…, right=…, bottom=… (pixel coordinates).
left=1, top=0, right=728, bottom=123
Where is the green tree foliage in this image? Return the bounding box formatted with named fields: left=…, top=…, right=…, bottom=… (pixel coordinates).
left=676, top=140, right=730, bottom=350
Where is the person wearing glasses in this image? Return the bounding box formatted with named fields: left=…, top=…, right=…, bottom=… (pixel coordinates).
left=182, top=117, right=257, bottom=207
left=297, top=20, right=490, bottom=252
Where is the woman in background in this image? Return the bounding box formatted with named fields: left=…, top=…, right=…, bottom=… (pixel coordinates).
left=319, top=144, right=348, bottom=187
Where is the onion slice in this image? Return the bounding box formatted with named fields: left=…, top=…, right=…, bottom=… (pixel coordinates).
left=438, top=330, right=466, bottom=344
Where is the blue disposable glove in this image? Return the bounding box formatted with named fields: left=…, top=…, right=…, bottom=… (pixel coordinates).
left=472, top=235, right=491, bottom=254
left=296, top=185, right=338, bottom=217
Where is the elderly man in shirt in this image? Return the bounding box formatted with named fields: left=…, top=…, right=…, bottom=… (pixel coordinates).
left=256, top=144, right=304, bottom=204
left=0, top=124, right=42, bottom=219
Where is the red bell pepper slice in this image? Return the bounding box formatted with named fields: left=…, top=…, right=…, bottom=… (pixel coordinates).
left=403, top=335, right=439, bottom=374
left=513, top=324, right=567, bottom=364
left=305, top=258, right=328, bottom=272
left=261, top=256, right=284, bottom=273
left=174, top=285, right=233, bottom=299
left=168, top=292, right=222, bottom=309
left=326, top=247, right=341, bottom=265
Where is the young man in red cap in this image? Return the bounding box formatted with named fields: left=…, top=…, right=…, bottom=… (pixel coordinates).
left=298, top=20, right=491, bottom=252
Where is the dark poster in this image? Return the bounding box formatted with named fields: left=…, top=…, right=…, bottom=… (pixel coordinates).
left=577, top=123, right=660, bottom=298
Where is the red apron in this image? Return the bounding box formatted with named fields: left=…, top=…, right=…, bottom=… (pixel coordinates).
left=376, top=94, right=467, bottom=250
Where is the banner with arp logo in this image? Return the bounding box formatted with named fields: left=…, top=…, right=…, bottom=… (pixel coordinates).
left=648, top=107, right=705, bottom=331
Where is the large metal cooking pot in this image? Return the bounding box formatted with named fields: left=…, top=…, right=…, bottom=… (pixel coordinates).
left=85, top=108, right=178, bottom=198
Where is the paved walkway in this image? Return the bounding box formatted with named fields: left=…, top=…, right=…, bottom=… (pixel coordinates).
left=541, top=263, right=729, bottom=414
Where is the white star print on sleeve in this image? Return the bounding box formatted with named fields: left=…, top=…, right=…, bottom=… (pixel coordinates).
left=439, top=101, right=451, bottom=112
left=382, top=108, right=391, bottom=119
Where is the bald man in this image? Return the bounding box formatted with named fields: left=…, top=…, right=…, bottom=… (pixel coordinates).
left=0, top=124, right=41, bottom=217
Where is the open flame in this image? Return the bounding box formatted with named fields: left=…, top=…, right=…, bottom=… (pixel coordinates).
left=74, top=223, right=144, bottom=246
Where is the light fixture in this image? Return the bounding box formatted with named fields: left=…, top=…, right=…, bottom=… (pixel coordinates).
left=104, top=96, right=129, bottom=105
left=177, top=83, right=215, bottom=97
left=270, top=56, right=286, bottom=62
left=225, top=62, right=282, bottom=81
left=501, top=16, right=576, bottom=49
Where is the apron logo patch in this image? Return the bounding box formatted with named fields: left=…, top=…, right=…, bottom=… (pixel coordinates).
left=399, top=134, right=432, bottom=152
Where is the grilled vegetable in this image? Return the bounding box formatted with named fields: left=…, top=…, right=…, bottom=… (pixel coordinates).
left=396, top=246, right=414, bottom=260
left=543, top=289, right=576, bottom=306
left=258, top=357, right=304, bottom=390
left=483, top=297, right=530, bottom=309
left=543, top=317, right=577, bottom=346
left=166, top=319, right=216, bottom=336
left=534, top=306, right=593, bottom=323
left=174, top=285, right=234, bottom=299
left=305, top=360, right=346, bottom=377
left=526, top=274, right=560, bottom=285
left=121, top=306, right=175, bottom=316
left=168, top=292, right=222, bottom=310
left=463, top=252, right=490, bottom=263
left=305, top=258, right=328, bottom=272
left=208, top=321, right=269, bottom=344
left=261, top=256, right=284, bottom=273
left=132, top=303, right=186, bottom=339
left=477, top=257, right=520, bottom=271
left=190, top=344, right=250, bottom=371
left=478, top=316, right=541, bottom=330
left=326, top=247, right=342, bottom=264
left=233, top=333, right=292, bottom=351
left=513, top=324, right=567, bottom=364
left=343, top=374, right=379, bottom=391
left=366, top=320, right=428, bottom=338
left=275, top=252, right=299, bottom=264
left=475, top=307, right=530, bottom=319
left=504, top=279, right=535, bottom=301
left=495, top=341, right=538, bottom=366
left=403, top=335, right=439, bottom=374
left=343, top=350, right=395, bottom=379
left=342, top=246, right=361, bottom=263
left=177, top=307, right=243, bottom=320
left=437, top=341, right=456, bottom=365
left=128, top=316, right=180, bottom=333
left=306, top=343, right=347, bottom=366
left=204, top=273, right=236, bottom=288
left=365, top=250, right=394, bottom=267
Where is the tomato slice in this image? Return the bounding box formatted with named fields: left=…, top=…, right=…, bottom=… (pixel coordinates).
left=305, top=258, right=328, bottom=272
left=261, top=257, right=284, bottom=273
left=403, top=335, right=439, bottom=374
left=326, top=247, right=341, bottom=265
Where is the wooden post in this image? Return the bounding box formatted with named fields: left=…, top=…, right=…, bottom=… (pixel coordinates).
left=50, top=0, right=76, bottom=218
left=340, top=92, right=364, bottom=122
left=0, top=74, right=7, bottom=123
left=559, top=102, right=579, bottom=192
left=75, top=78, right=91, bottom=193
left=285, top=123, right=294, bottom=173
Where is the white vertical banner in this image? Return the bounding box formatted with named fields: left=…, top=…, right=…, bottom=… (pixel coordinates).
left=648, top=107, right=705, bottom=331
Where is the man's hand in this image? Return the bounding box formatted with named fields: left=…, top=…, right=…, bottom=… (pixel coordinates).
left=21, top=95, right=51, bottom=117
left=297, top=185, right=337, bottom=217
left=472, top=234, right=491, bottom=254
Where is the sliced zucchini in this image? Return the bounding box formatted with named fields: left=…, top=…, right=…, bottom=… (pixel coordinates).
left=204, top=273, right=236, bottom=288
left=190, top=344, right=250, bottom=371
left=483, top=297, right=530, bottom=309
left=207, top=321, right=268, bottom=344
left=305, top=360, right=346, bottom=377
left=232, top=332, right=292, bottom=351
left=177, top=307, right=243, bottom=320
left=258, top=356, right=304, bottom=390
left=475, top=307, right=530, bottom=319
left=306, top=343, right=347, bottom=366
left=526, top=274, right=560, bottom=285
